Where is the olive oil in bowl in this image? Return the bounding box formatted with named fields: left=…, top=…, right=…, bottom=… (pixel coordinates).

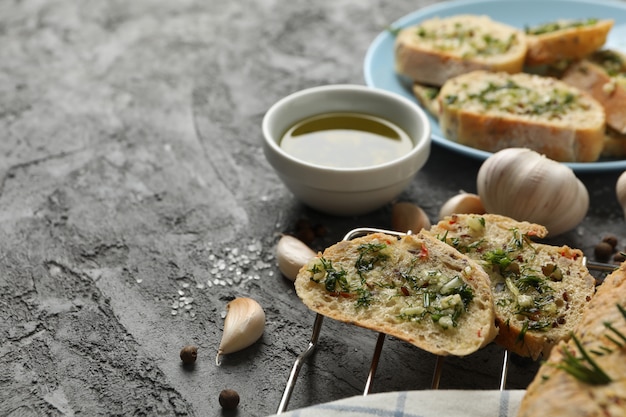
left=279, top=112, right=413, bottom=169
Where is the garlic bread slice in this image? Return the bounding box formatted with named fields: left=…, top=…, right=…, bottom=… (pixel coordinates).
left=438, top=70, right=606, bottom=162
left=525, top=18, right=614, bottom=67
left=429, top=214, right=596, bottom=360
left=295, top=231, right=497, bottom=356
left=395, top=15, right=527, bottom=86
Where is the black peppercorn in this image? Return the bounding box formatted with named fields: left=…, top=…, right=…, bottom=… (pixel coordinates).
left=602, top=234, right=618, bottom=249
left=180, top=345, right=198, bottom=364
left=594, top=241, right=613, bottom=261
left=219, top=389, right=240, bottom=409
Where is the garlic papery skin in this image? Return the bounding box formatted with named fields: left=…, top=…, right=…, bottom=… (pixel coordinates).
left=216, top=297, right=265, bottom=366
left=276, top=235, right=317, bottom=281
left=477, top=148, right=588, bottom=236
left=438, top=192, right=485, bottom=220
left=617, top=171, right=626, bottom=220
left=391, top=202, right=431, bottom=234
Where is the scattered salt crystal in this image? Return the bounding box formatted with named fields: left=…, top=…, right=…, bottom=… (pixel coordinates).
left=178, top=290, right=185, bottom=296
left=136, top=278, right=143, bottom=284
left=196, top=283, right=205, bottom=289
left=171, top=301, right=179, bottom=309
left=184, top=297, right=194, bottom=305
left=171, top=310, right=178, bottom=316
left=184, top=304, right=192, bottom=310
left=182, top=283, right=190, bottom=288
left=179, top=301, right=185, bottom=308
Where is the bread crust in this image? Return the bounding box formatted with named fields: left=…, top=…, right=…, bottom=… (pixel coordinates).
left=562, top=58, right=626, bottom=135
left=517, top=262, right=626, bottom=417
left=525, top=19, right=614, bottom=67
left=394, top=15, right=527, bottom=86
left=601, top=127, right=626, bottom=158
left=411, top=83, right=440, bottom=117
left=429, top=214, right=596, bottom=360
left=438, top=70, right=606, bottom=162
left=294, top=231, right=497, bottom=356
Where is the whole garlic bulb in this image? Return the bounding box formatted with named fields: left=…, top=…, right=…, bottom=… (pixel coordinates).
left=477, top=148, right=588, bottom=236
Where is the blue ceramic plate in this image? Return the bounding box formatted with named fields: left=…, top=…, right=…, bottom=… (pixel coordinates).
left=364, top=0, right=626, bottom=173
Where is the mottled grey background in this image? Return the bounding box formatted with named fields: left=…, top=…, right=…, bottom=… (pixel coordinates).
left=1, top=0, right=624, bottom=416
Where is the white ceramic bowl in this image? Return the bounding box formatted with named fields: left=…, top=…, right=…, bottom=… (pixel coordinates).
left=262, top=84, right=431, bottom=216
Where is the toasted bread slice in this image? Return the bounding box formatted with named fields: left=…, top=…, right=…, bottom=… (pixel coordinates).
left=294, top=231, right=497, bottom=356
left=438, top=70, right=606, bottom=162
left=562, top=50, right=626, bottom=134
left=394, top=15, right=527, bottom=86
left=518, top=262, right=626, bottom=417
left=412, top=83, right=440, bottom=118
left=428, top=214, right=596, bottom=360
left=602, top=126, right=626, bottom=158
left=524, top=18, right=614, bottom=67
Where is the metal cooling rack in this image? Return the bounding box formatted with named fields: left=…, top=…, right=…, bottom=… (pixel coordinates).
left=276, top=227, right=615, bottom=414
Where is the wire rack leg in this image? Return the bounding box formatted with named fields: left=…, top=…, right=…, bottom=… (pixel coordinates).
left=499, top=349, right=510, bottom=390
left=431, top=356, right=445, bottom=389
left=276, top=313, right=325, bottom=415
left=363, top=332, right=386, bottom=395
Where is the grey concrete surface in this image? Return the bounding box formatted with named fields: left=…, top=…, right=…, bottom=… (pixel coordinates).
left=1, top=0, right=625, bottom=416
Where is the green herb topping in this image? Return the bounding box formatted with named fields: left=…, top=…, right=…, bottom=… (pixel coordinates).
left=307, top=238, right=474, bottom=328
left=551, top=304, right=626, bottom=385
left=439, top=222, right=562, bottom=338
left=525, top=18, right=599, bottom=35
left=414, top=20, right=519, bottom=57
left=443, top=79, right=586, bottom=119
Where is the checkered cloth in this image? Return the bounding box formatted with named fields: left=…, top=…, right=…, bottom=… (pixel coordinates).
left=269, top=390, right=526, bottom=417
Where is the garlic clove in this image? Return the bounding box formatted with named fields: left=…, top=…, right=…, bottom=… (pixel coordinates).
left=438, top=192, right=485, bottom=220
left=617, top=171, right=626, bottom=220
left=216, top=297, right=265, bottom=366
left=477, top=148, right=588, bottom=236
left=391, top=202, right=431, bottom=234
left=276, top=234, right=317, bottom=281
